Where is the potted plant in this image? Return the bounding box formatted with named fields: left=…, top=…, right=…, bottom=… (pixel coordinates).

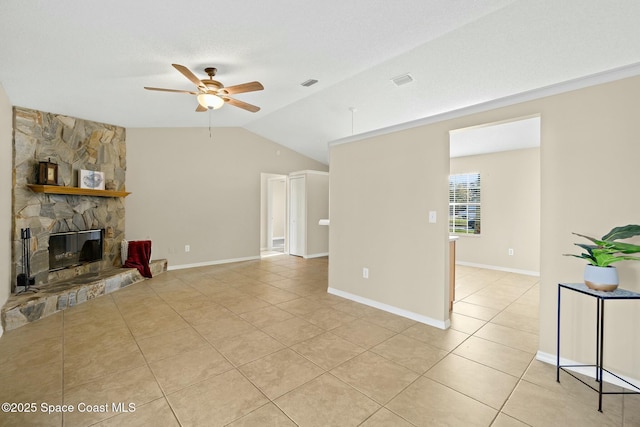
left=565, top=224, right=640, bottom=291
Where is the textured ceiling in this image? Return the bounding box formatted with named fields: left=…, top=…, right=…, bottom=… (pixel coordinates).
left=1, top=0, right=639, bottom=163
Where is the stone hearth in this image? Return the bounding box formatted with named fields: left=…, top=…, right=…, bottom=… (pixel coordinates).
left=1, top=259, right=167, bottom=331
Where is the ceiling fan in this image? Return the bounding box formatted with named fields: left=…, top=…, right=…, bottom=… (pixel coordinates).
left=144, top=64, right=264, bottom=113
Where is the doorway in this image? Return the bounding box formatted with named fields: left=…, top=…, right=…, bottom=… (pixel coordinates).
left=449, top=115, right=541, bottom=275
left=261, top=173, right=287, bottom=258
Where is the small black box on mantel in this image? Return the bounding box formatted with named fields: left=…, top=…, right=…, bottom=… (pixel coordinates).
left=37, top=158, right=58, bottom=185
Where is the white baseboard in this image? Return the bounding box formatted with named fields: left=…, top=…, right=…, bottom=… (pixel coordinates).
left=167, top=256, right=261, bottom=271
left=456, top=261, right=540, bottom=277
left=536, top=351, right=640, bottom=391
left=327, top=287, right=450, bottom=330
left=303, top=252, right=329, bottom=259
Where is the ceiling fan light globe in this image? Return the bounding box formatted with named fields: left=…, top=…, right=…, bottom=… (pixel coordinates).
left=197, top=93, right=224, bottom=109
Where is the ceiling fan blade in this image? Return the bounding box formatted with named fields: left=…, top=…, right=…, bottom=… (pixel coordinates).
left=221, top=81, right=264, bottom=95
left=172, top=64, right=206, bottom=90
left=196, top=104, right=208, bottom=112
left=223, top=97, right=261, bottom=113
left=144, top=86, right=198, bottom=95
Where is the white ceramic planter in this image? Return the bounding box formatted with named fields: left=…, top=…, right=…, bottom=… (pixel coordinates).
left=584, top=264, right=619, bottom=291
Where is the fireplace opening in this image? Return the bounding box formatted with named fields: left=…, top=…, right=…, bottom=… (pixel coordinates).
left=49, top=229, right=104, bottom=271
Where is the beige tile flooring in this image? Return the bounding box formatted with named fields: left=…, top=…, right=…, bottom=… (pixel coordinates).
left=0, top=256, right=638, bottom=426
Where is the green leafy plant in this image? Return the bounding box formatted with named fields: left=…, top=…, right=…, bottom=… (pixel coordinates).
left=565, top=224, right=640, bottom=267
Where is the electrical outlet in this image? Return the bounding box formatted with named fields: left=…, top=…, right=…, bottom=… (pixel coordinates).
left=362, top=267, right=369, bottom=279
left=508, top=248, right=514, bottom=256
left=185, top=245, right=190, bottom=252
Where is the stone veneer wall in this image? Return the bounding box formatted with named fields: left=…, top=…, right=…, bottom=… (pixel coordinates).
left=12, top=107, right=127, bottom=292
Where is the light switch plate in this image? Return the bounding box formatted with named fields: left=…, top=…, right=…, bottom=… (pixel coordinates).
left=428, top=211, right=437, bottom=223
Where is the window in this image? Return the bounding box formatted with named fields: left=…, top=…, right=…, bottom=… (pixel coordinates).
left=449, top=172, right=481, bottom=235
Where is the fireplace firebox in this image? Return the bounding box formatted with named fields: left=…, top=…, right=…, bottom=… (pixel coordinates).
left=49, top=229, right=104, bottom=271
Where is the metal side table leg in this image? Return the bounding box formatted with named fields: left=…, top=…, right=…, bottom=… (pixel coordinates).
left=556, top=285, right=561, bottom=382
left=598, top=299, right=605, bottom=412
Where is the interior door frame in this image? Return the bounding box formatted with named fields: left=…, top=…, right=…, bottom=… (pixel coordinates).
left=288, top=174, right=306, bottom=257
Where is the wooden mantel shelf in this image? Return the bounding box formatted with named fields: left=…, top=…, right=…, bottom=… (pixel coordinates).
left=27, top=184, right=131, bottom=198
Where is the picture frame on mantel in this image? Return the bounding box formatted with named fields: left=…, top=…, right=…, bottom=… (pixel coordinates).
left=37, top=159, right=58, bottom=185
left=79, top=169, right=105, bottom=190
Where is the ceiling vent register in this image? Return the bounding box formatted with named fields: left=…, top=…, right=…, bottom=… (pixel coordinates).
left=391, top=73, right=414, bottom=87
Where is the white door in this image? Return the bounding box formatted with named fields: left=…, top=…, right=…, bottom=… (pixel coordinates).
left=289, top=176, right=305, bottom=256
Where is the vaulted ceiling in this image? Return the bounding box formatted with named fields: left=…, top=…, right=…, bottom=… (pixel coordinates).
left=1, top=0, right=639, bottom=163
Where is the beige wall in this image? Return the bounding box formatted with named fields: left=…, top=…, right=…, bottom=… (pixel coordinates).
left=271, top=179, right=286, bottom=239
left=0, top=85, right=12, bottom=337
left=302, top=172, right=330, bottom=257
left=329, top=75, right=640, bottom=380
left=329, top=126, right=450, bottom=327
left=126, top=127, right=327, bottom=268
left=450, top=147, right=540, bottom=274
left=538, top=77, right=640, bottom=380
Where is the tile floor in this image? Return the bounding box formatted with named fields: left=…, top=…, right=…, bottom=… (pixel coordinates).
left=0, top=256, right=638, bottom=426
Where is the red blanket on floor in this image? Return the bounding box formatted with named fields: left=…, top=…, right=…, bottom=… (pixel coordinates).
left=124, top=240, right=152, bottom=278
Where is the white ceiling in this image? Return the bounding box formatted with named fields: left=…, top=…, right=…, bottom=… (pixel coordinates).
left=1, top=0, right=639, bottom=164
left=450, top=116, right=540, bottom=158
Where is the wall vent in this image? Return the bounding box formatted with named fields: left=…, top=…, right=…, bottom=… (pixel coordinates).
left=391, top=73, right=414, bottom=87
left=301, top=79, right=318, bottom=87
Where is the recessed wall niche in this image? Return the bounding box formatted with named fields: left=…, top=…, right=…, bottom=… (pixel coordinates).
left=11, top=107, right=127, bottom=291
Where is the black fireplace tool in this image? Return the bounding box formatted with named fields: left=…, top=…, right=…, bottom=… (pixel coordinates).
left=16, top=228, right=37, bottom=294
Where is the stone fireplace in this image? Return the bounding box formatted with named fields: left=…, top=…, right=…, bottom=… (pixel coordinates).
left=1, top=107, right=170, bottom=331
left=11, top=107, right=127, bottom=289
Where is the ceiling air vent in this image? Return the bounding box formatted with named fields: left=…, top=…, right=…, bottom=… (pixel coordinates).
left=301, top=79, right=318, bottom=87
left=391, top=73, right=414, bottom=87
